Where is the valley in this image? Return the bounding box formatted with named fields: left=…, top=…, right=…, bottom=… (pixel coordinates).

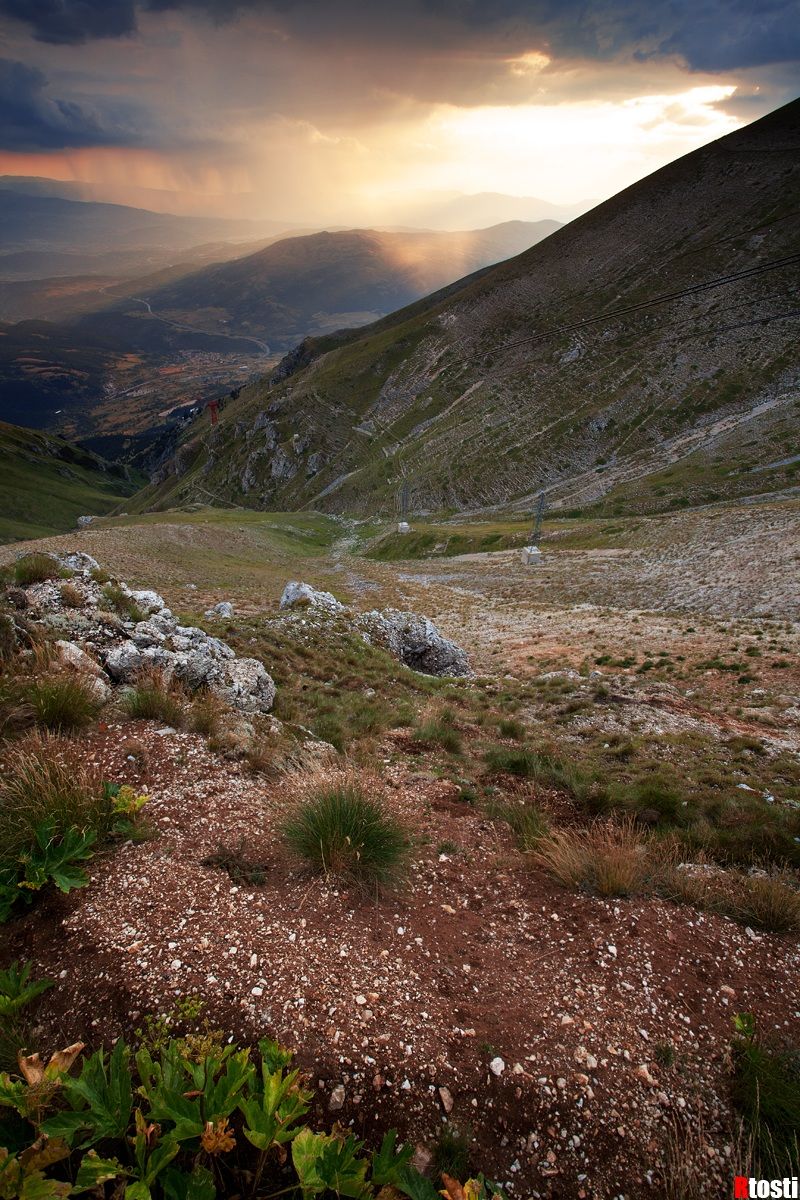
left=0, top=77, right=797, bottom=1200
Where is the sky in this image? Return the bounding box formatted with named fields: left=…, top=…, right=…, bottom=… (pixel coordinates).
left=0, top=0, right=798, bottom=226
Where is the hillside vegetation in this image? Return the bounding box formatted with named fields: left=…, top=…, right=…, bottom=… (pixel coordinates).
left=138, top=99, right=800, bottom=518
left=0, top=421, right=143, bottom=542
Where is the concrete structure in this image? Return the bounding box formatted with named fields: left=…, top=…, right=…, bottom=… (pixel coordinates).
left=522, top=545, right=543, bottom=565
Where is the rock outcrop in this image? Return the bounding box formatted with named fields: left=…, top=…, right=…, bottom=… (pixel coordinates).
left=280, top=580, right=470, bottom=677
left=359, top=608, right=470, bottom=677
left=16, top=552, right=276, bottom=714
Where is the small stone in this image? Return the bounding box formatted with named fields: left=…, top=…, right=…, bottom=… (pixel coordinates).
left=438, top=1086, right=454, bottom=1114
left=489, top=1057, right=505, bottom=1076
left=328, top=1084, right=346, bottom=1111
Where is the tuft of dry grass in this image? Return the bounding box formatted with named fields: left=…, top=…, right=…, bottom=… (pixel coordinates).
left=189, top=689, right=228, bottom=738
left=659, top=858, right=800, bottom=934
left=0, top=735, right=109, bottom=858
left=13, top=553, right=61, bottom=587
left=530, top=818, right=653, bottom=897
left=21, top=672, right=103, bottom=732
left=59, top=582, right=84, bottom=608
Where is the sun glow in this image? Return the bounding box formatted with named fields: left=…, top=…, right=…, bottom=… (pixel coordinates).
left=391, top=85, right=740, bottom=202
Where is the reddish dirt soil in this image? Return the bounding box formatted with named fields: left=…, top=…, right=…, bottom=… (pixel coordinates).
left=4, top=720, right=799, bottom=1197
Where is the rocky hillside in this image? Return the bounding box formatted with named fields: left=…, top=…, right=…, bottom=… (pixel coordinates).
left=138, top=98, right=800, bottom=517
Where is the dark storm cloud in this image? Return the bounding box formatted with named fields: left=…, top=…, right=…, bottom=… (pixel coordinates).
left=0, top=0, right=138, bottom=43
left=2, top=0, right=799, bottom=72
left=0, top=58, right=142, bottom=149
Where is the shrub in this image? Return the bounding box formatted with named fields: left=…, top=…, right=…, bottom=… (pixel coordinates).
left=13, top=553, right=60, bottom=586
left=123, top=668, right=185, bottom=727
left=283, top=776, right=408, bottom=888
left=531, top=819, right=652, bottom=897
left=497, top=717, right=525, bottom=740
left=22, top=673, right=102, bottom=731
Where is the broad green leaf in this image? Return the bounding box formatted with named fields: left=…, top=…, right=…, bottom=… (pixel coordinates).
left=124, top=1183, right=151, bottom=1200
left=370, top=1131, right=414, bottom=1187
left=73, top=1152, right=127, bottom=1193
left=161, top=1166, right=216, bottom=1200
left=393, top=1168, right=441, bottom=1200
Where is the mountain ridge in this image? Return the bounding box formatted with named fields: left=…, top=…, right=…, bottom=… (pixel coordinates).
left=134, top=97, right=800, bottom=518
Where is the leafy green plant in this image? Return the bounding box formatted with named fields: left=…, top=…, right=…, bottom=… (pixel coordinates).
left=283, top=778, right=408, bottom=888
left=0, top=962, right=54, bottom=1072
left=0, top=1029, right=491, bottom=1200
left=0, top=822, right=96, bottom=922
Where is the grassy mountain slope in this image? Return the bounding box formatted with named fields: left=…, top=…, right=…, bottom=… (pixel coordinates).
left=132, top=221, right=561, bottom=347
left=139, top=98, right=799, bottom=518
left=0, top=421, right=144, bottom=542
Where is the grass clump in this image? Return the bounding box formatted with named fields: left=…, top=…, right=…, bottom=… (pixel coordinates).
left=498, top=802, right=550, bottom=851
left=59, top=581, right=84, bottom=608
left=415, top=707, right=462, bottom=754
left=728, top=872, right=800, bottom=933
left=13, top=553, right=60, bottom=586
left=283, top=774, right=408, bottom=888
left=123, top=668, right=185, bottom=727
left=102, top=582, right=145, bottom=623
left=189, top=689, right=227, bottom=737
left=0, top=737, right=111, bottom=859
left=530, top=819, right=653, bottom=897
left=21, top=673, right=102, bottom=731
left=732, top=1014, right=800, bottom=1178
left=497, top=717, right=525, bottom=740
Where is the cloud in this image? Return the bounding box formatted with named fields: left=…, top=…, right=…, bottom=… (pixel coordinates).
left=1, top=0, right=799, bottom=75
left=0, top=58, right=143, bottom=149
left=0, top=0, right=138, bottom=44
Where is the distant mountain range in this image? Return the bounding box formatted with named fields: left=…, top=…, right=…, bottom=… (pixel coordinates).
left=0, top=189, right=282, bottom=260
left=136, top=98, right=800, bottom=519
left=377, top=190, right=595, bottom=230
left=122, top=221, right=561, bottom=346
left=0, top=219, right=561, bottom=438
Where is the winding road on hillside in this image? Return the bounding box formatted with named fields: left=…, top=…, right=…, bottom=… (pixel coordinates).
left=127, top=295, right=272, bottom=354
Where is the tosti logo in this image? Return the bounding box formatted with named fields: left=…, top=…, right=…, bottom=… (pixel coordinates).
left=734, top=1180, right=799, bottom=1198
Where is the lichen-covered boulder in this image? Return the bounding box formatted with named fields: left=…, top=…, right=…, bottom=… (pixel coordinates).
left=104, top=640, right=143, bottom=681
left=219, top=657, right=276, bottom=714
left=359, top=609, right=469, bottom=677
left=280, top=581, right=343, bottom=613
